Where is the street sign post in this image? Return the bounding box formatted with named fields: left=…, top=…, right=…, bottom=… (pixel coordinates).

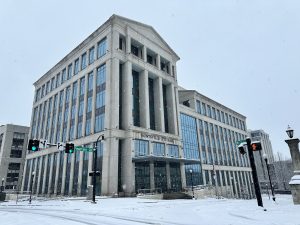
left=236, top=140, right=246, bottom=145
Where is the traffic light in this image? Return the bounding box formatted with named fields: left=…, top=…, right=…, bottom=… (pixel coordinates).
left=238, top=144, right=246, bottom=155
left=27, top=139, right=40, bottom=151
left=251, top=142, right=262, bottom=151
left=65, top=143, right=75, bottom=153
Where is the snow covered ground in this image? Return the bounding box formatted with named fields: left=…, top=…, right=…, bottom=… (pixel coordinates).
left=0, top=195, right=299, bottom=225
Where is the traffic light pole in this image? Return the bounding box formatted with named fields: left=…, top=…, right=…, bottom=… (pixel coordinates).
left=92, top=141, right=98, bottom=204
left=246, top=138, right=264, bottom=209
left=92, top=135, right=103, bottom=204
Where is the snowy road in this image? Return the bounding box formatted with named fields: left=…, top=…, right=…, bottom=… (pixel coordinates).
left=0, top=195, right=299, bottom=225
left=0, top=207, right=163, bottom=225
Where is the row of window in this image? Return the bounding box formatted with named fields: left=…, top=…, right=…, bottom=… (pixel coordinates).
left=31, top=64, right=106, bottom=145
left=134, top=139, right=179, bottom=158
left=119, top=35, right=176, bottom=77
left=196, top=100, right=246, bottom=131
left=35, top=38, right=107, bottom=103
left=23, top=142, right=103, bottom=196
left=180, top=113, right=249, bottom=168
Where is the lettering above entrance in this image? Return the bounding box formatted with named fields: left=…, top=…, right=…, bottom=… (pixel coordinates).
left=140, top=133, right=177, bottom=143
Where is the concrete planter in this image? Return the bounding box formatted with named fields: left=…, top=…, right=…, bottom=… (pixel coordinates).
left=289, top=175, right=300, bottom=204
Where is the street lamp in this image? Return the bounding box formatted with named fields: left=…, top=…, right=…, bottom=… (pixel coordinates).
left=29, top=172, right=35, bottom=204
left=189, top=169, right=195, bottom=199
left=263, top=153, right=276, bottom=202
left=286, top=125, right=294, bottom=139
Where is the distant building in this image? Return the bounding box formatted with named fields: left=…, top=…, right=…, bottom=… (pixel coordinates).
left=21, top=15, right=254, bottom=198
left=0, top=124, right=29, bottom=191
left=249, top=129, right=274, bottom=189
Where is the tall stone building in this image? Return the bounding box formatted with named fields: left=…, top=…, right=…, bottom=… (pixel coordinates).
left=249, top=129, right=275, bottom=189
left=0, top=124, right=29, bottom=191
left=21, top=15, right=254, bottom=198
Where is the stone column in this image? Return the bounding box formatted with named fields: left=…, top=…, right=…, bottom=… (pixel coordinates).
left=82, top=74, right=88, bottom=136
left=120, top=138, right=135, bottom=196
left=154, top=77, right=165, bottom=132
left=54, top=153, right=60, bottom=195
left=150, top=162, right=155, bottom=190
left=143, top=46, right=147, bottom=62
left=166, top=162, right=171, bottom=190
left=101, top=138, right=119, bottom=196
left=20, top=160, right=27, bottom=193
left=285, top=138, right=300, bottom=204
left=139, top=70, right=150, bottom=129
left=285, top=139, right=300, bottom=173
left=156, top=54, right=161, bottom=70
left=166, top=83, right=178, bottom=135
left=107, top=58, right=120, bottom=129
left=41, top=155, right=48, bottom=195
left=69, top=152, right=75, bottom=195
left=47, top=154, right=54, bottom=195
left=66, top=85, right=73, bottom=141
left=77, top=151, right=84, bottom=196
left=61, top=154, right=67, bottom=195
left=180, top=162, right=187, bottom=189
left=122, top=61, right=133, bottom=129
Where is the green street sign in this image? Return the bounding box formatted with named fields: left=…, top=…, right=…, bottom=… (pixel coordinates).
left=75, top=146, right=94, bottom=152
left=75, top=146, right=83, bottom=151
left=236, top=140, right=246, bottom=146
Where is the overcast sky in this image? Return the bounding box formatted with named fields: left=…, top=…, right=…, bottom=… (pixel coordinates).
left=1, top=0, right=299, bottom=158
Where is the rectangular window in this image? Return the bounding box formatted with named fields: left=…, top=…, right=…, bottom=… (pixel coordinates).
left=80, top=77, right=85, bottom=96
left=74, top=58, right=79, bottom=75
left=96, top=91, right=105, bottom=108
left=56, top=73, right=61, bottom=87
left=51, top=77, right=55, bottom=91
left=67, top=64, right=72, bottom=79
left=61, top=68, right=67, bottom=84
left=96, top=64, right=106, bottom=85
left=72, top=81, right=77, bottom=100
left=81, top=53, right=87, bottom=70
left=207, top=105, right=212, bottom=118
left=88, top=71, right=93, bottom=91
left=153, top=142, right=165, bottom=156
left=89, top=47, right=95, bottom=64
left=97, top=38, right=107, bottom=58
left=168, top=145, right=179, bottom=158
left=134, top=140, right=149, bottom=157
left=202, top=103, right=206, bottom=116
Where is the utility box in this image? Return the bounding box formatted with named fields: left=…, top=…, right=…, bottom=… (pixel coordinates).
left=0, top=192, right=6, bottom=201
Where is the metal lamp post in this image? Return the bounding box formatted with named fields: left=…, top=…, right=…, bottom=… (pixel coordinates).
left=263, top=153, right=276, bottom=201
left=189, top=169, right=194, bottom=199
left=29, top=172, right=35, bottom=204
left=92, top=135, right=104, bottom=204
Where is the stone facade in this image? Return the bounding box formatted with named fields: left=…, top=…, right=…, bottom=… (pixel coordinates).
left=21, top=15, right=254, bottom=199
left=0, top=124, right=29, bottom=192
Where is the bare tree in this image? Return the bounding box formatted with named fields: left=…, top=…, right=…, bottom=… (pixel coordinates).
left=273, top=152, right=293, bottom=190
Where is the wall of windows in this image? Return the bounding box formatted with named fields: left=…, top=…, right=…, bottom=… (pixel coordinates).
left=194, top=99, right=246, bottom=132
left=180, top=113, right=200, bottom=160
left=34, top=36, right=107, bottom=104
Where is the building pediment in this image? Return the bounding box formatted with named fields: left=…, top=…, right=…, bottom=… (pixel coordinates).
left=111, top=14, right=180, bottom=61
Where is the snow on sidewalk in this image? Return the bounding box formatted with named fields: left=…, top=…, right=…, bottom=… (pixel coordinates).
left=0, top=195, right=299, bottom=225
